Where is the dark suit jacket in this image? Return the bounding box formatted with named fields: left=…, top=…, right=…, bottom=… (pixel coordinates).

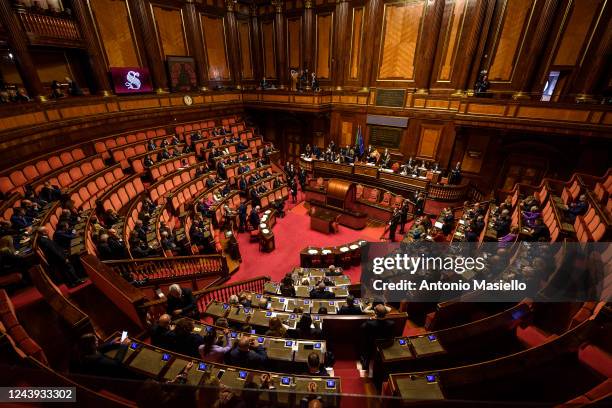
left=166, top=287, right=198, bottom=317
left=338, top=305, right=363, bottom=315
left=38, top=236, right=67, bottom=266
left=225, top=346, right=267, bottom=369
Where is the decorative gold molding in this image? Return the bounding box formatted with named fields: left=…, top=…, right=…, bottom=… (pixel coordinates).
left=225, top=0, right=235, bottom=12
left=304, top=0, right=313, bottom=9
left=249, top=3, right=258, bottom=17
left=511, top=91, right=530, bottom=101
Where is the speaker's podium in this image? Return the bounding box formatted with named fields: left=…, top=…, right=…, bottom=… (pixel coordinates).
left=308, top=179, right=367, bottom=231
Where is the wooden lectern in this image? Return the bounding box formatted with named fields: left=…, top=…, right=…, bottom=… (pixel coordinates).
left=325, top=179, right=354, bottom=209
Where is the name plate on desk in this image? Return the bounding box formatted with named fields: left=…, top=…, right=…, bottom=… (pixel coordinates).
left=375, top=89, right=406, bottom=108
left=379, top=172, right=429, bottom=190
left=315, top=161, right=353, bottom=174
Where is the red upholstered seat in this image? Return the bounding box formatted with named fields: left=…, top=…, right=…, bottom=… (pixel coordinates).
left=515, top=325, right=556, bottom=348
left=579, top=344, right=612, bottom=378
left=60, top=152, right=73, bottom=165
left=10, top=325, right=28, bottom=343
left=585, top=379, right=612, bottom=401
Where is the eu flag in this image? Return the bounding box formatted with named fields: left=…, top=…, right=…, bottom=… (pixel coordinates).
left=355, top=125, right=364, bottom=157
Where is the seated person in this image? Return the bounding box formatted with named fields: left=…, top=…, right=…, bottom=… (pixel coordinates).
left=199, top=328, right=232, bottom=364
left=37, top=226, right=83, bottom=288
left=304, top=352, right=328, bottom=376
left=498, top=226, right=519, bottom=247
left=279, top=276, right=296, bottom=297
left=265, top=317, right=288, bottom=338
left=292, top=314, right=322, bottom=340
left=564, top=194, right=588, bottom=221
left=166, top=284, right=199, bottom=319
left=53, top=222, right=77, bottom=251
left=150, top=314, right=175, bottom=350
left=309, top=282, right=335, bottom=299
left=172, top=318, right=204, bottom=358
left=325, top=265, right=343, bottom=276
left=73, top=333, right=132, bottom=378
left=338, top=295, right=363, bottom=315
left=530, top=218, right=551, bottom=242
left=225, top=336, right=267, bottom=369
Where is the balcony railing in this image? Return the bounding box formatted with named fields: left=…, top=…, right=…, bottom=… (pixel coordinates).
left=17, top=9, right=80, bottom=42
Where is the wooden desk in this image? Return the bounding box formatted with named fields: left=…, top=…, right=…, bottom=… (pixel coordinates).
left=310, top=210, right=335, bottom=233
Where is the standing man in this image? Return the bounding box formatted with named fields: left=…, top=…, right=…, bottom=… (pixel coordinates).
left=238, top=201, right=247, bottom=232
left=414, top=193, right=426, bottom=217
left=388, top=207, right=401, bottom=242
left=399, top=199, right=409, bottom=234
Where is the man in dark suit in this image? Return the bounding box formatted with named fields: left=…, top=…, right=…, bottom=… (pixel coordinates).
left=225, top=337, right=267, bottom=369
left=338, top=295, right=363, bottom=315
left=414, top=193, right=426, bottom=217
left=309, top=282, right=335, bottom=299
left=53, top=222, right=77, bottom=250
left=37, top=227, right=82, bottom=288
left=238, top=201, right=247, bottom=232
left=360, top=305, right=395, bottom=370
left=399, top=200, right=409, bottom=234
left=388, top=208, right=401, bottom=242
left=249, top=206, right=260, bottom=230
left=166, top=284, right=199, bottom=319
left=74, top=333, right=132, bottom=379
left=150, top=314, right=175, bottom=350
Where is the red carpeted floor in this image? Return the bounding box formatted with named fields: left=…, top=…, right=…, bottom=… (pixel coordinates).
left=228, top=201, right=387, bottom=283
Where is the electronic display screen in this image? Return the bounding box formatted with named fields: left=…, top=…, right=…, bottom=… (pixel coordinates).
left=110, top=67, right=153, bottom=94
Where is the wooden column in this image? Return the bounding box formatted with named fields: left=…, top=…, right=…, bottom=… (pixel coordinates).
left=333, top=0, right=350, bottom=90
left=184, top=0, right=208, bottom=90
left=452, top=0, right=488, bottom=96
left=303, top=0, right=314, bottom=73
left=572, top=7, right=612, bottom=102
left=272, top=0, right=287, bottom=88
left=0, top=3, right=45, bottom=100
left=225, top=0, right=242, bottom=88
left=414, top=0, right=444, bottom=93
left=512, top=0, right=559, bottom=100
left=71, top=0, right=112, bottom=95
left=128, top=0, right=167, bottom=92
left=360, top=0, right=382, bottom=91
left=250, top=4, right=263, bottom=81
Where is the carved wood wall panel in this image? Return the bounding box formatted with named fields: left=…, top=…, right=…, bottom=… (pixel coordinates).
left=553, top=0, right=603, bottom=66
left=437, top=0, right=468, bottom=82
left=287, top=16, right=302, bottom=68
left=151, top=6, right=187, bottom=58
left=201, top=14, right=230, bottom=80
left=237, top=20, right=253, bottom=79
left=316, top=12, right=333, bottom=79
left=261, top=20, right=276, bottom=78
left=377, top=1, right=425, bottom=80
left=348, top=6, right=364, bottom=80
left=89, top=0, right=139, bottom=67
left=487, top=0, right=535, bottom=82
